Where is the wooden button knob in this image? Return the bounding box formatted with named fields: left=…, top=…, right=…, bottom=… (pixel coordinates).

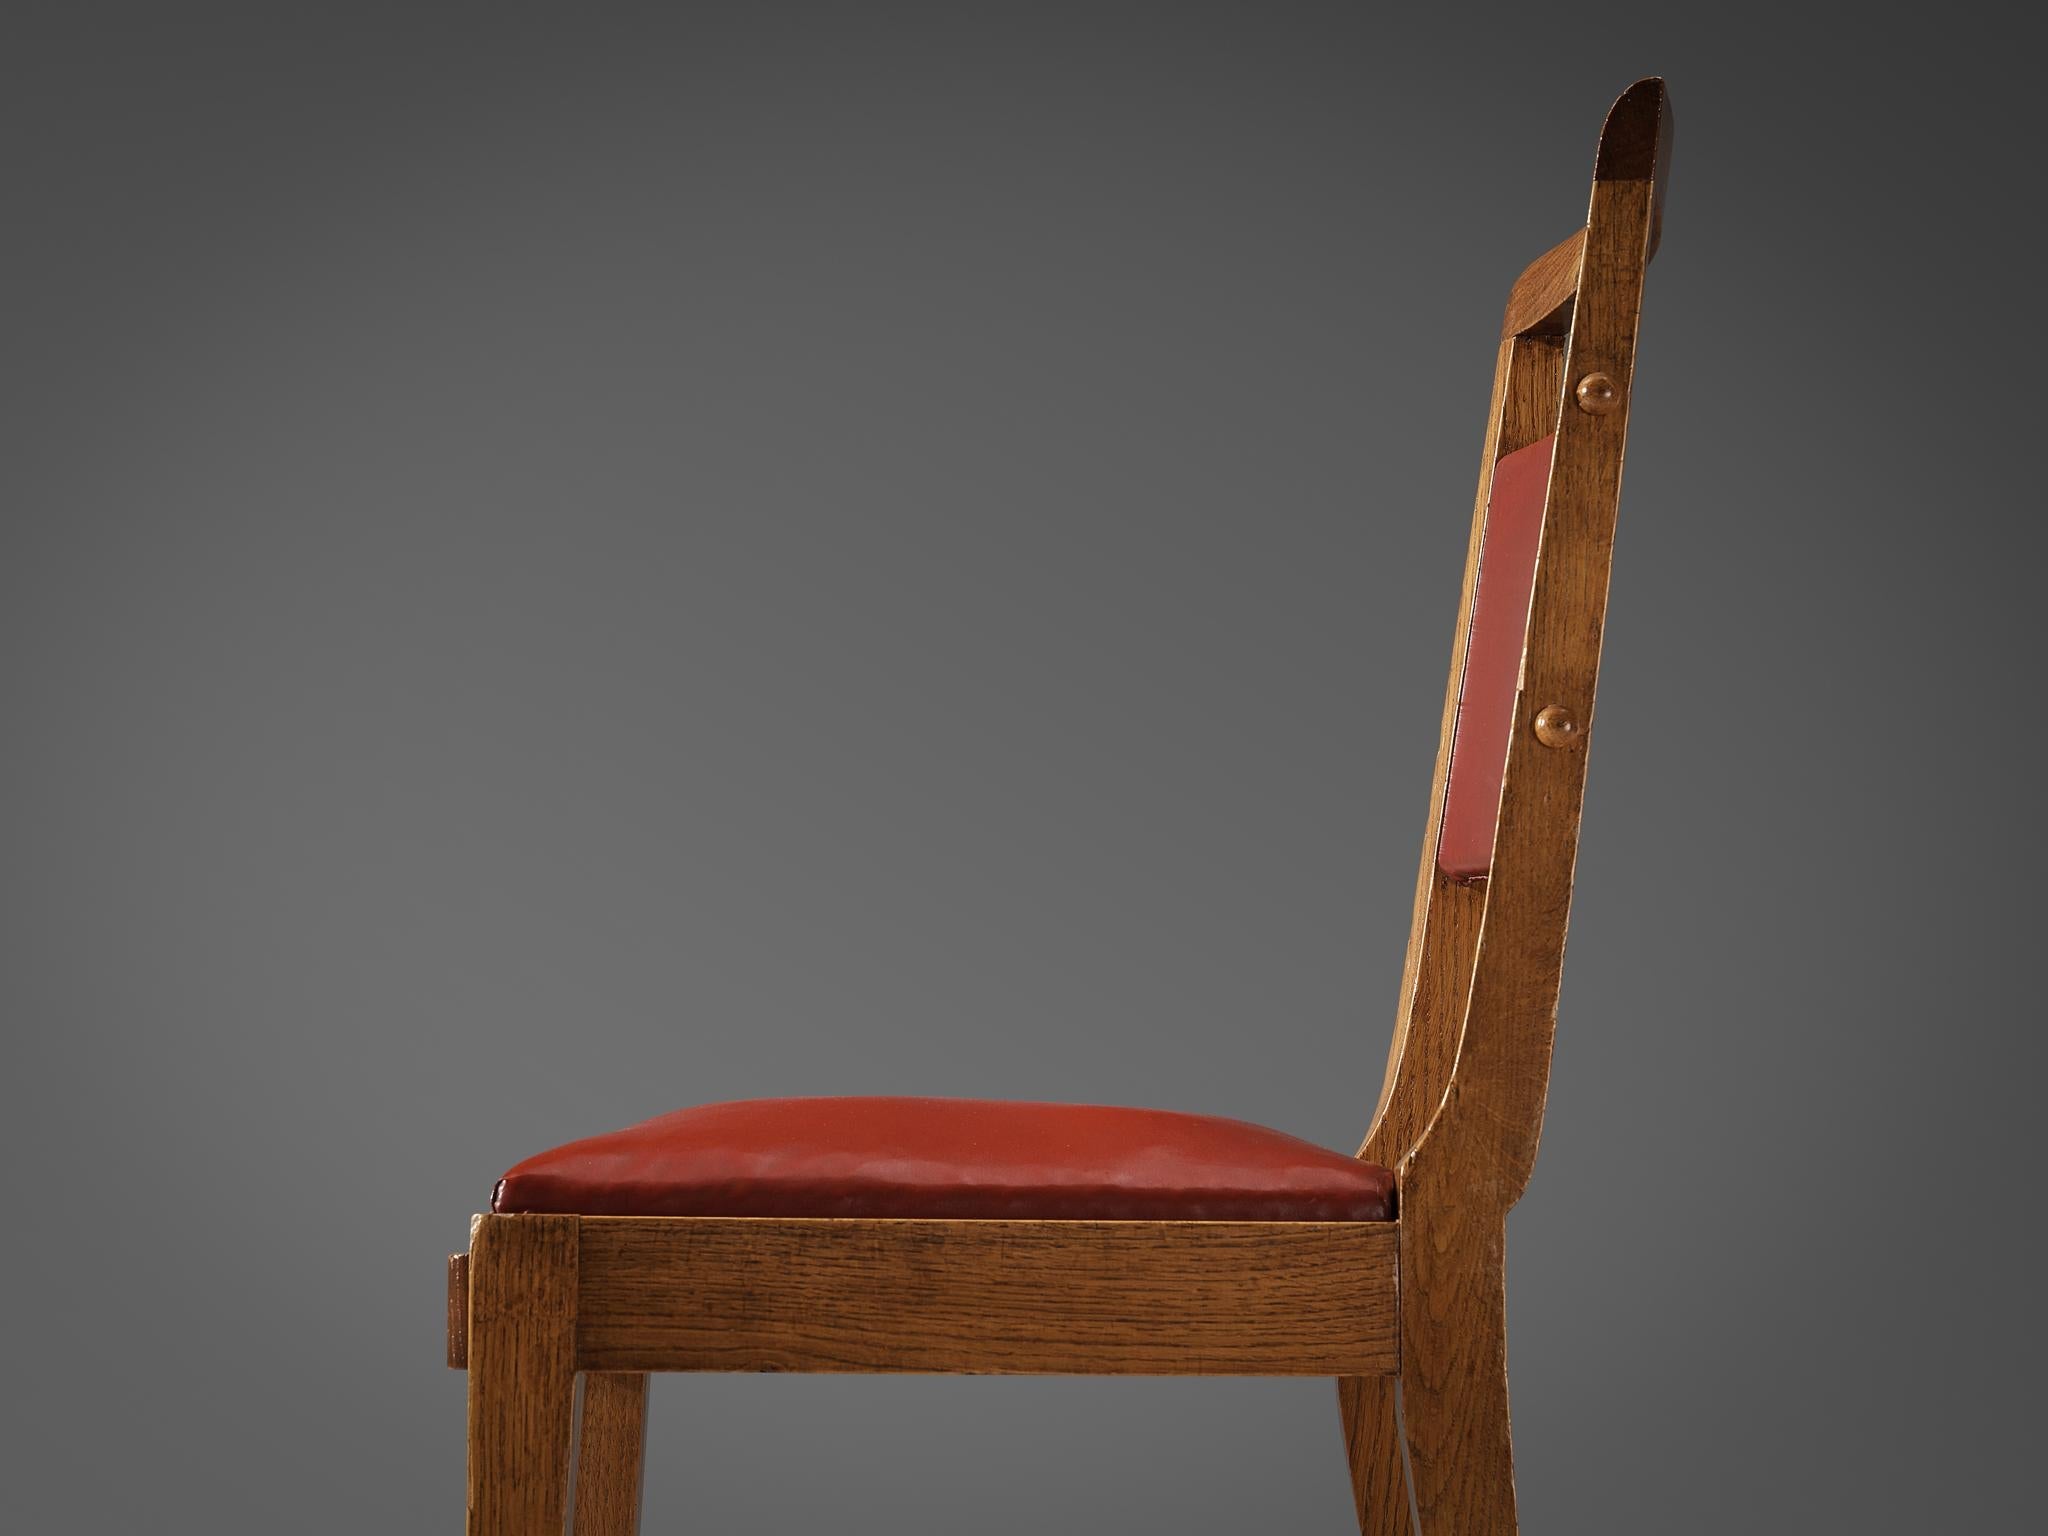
left=1533, top=705, right=1580, bottom=748
left=1575, top=373, right=1621, bottom=414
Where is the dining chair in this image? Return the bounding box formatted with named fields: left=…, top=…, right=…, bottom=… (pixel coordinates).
left=447, top=76, right=1673, bottom=1536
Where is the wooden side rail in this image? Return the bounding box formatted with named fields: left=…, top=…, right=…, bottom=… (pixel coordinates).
left=453, top=1213, right=1400, bottom=1378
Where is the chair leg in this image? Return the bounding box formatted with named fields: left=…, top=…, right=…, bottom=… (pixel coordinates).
left=1395, top=1214, right=1519, bottom=1535
left=467, top=1215, right=580, bottom=1536
left=1337, top=1375, right=1413, bottom=1536
left=570, top=1373, right=649, bottom=1536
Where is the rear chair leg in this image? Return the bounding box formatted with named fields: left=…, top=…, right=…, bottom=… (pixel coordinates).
left=570, top=1373, right=650, bottom=1535
left=1394, top=1213, right=1519, bottom=1535
left=466, top=1215, right=580, bottom=1536
left=1340, top=1200, right=1520, bottom=1535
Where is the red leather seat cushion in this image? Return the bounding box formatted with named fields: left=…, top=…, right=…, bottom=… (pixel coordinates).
left=493, top=1097, right=1394, bottom=1222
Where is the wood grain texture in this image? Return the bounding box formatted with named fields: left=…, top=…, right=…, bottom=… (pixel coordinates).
left=1338, top=1373, right=1414, bottom=1536
left=466, top=1215, right=579, bottom=1536
left=1346, top=241, right=1568, bottom=1536
left=1595, top=77, right=1674, bottom=259
left=1418, top=166, right=1658, bottom=1208
left=570, top=1373, right=649, bottom=1536
left=1500, top=229, right=1584, bottom=338
left=575, top=1217, right=1399, bottom=1376
left=447, top=1252, right=469, bottom=1370
left=1364, top=330, right=1563, bottom=1179
left=1394, top=83, right=1667, bottom=1536
left=1363, top=328, right=1505, bottom=1170
left=1388, top=1195, right=1516, bottom=1534
left=1348, top=78, right=1668, bottom=1535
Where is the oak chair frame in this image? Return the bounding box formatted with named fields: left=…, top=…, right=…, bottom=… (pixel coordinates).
left=447, top=79, right=1672, bottom=1536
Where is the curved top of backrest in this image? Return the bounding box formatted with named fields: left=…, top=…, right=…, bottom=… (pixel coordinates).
left=1597, top=76, right=1675, bottom=257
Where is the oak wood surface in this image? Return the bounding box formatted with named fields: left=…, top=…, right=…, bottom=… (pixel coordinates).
left=574, top=1216, right=1398, bottom=1376
left=1421, top=137, right=1658, bottom=1212
left=1345, top=272, right=1566, bottom=1536
left=466, top=1214, right=579, bottom=1536
left=1362, top=329, right=1504, bottom=1168
left=1500, top=229, right=1584, bottom=338
left=1340, top=1372, right=1416, bottom=1536
left=1364, top=325, right=1564, bottom=1187
left=447, top=1252, right=469, bottom=1370
left=1402, top=82, right=1666, bottom=1536
left=570, top=1373, right=649, bottom=1536
left=1345, top=77, right=1668, bottom=1535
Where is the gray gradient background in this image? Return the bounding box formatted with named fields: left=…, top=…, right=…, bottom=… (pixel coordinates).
left=6, top=5, right=2040, bottom=1533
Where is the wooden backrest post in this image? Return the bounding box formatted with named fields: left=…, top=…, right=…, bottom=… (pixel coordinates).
left=1364, top=80, right=1672, bottom=1197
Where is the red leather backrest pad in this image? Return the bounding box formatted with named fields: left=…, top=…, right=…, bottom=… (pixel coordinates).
left=1437, top=434, right=1556, bottom=881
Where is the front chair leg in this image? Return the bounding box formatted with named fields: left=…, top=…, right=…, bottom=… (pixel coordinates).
left=1337, top=1375, right=1413, bottom=1535
left=571, top=1373, right=650, bottom=1535
left=467, top=1215, right=580, bottom=1536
